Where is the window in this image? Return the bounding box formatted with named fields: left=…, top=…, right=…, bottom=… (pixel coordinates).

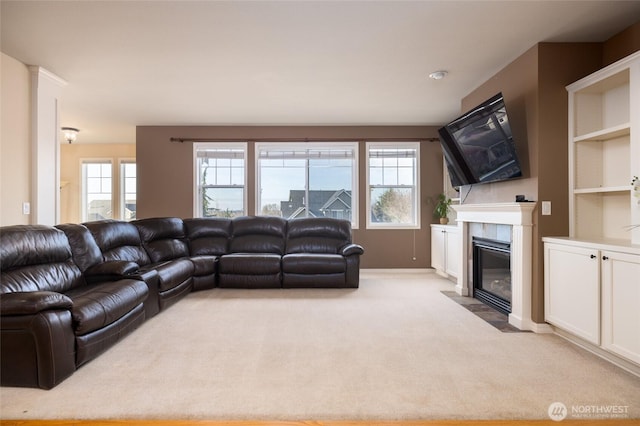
left=120, top=160, right=137, bottom=221
left=256, top=143, right=358, bottom=226
left=82, top=160, right=113, bottom=222
left=194, top=143, right=246, bottom=218
left=367, top=142, right=420, bottom=228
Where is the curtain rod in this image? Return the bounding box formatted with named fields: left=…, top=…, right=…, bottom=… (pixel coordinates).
left=170, top=137, right=440, bottom=143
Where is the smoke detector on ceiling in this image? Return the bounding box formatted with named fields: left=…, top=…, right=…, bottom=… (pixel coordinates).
left=429, top=70, right=448, bottom=80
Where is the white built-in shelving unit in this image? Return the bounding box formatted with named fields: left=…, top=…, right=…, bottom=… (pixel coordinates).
left=567, top=50, right=639, bottom=243
left=544, top=50, right=640, bottom=376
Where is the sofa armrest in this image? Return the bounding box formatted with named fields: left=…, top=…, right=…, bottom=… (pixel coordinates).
left=340, top=243, right=364, bottom=257
left=84, top=260, right=140, bottom=284
left=1, top=291, right=73, bottom=316
left=1, top=308, right=76, bottom=389
left=130, top=268, right=161, bottom=318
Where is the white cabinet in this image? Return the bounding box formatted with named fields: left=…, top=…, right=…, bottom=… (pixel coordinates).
left=431, top=225, right=459, bottom=279
left=567, top=50, right=640, bottom=244
left=601, top=250, right=640, bottom=365
left=543, top=238, right=640, bottom=368
left=544, top=242, right=600, bottom=344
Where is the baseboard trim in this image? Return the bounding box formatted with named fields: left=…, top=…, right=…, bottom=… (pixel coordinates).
left=361, top=268, right=436, bottom=273
left=553, top=327, right=640, bottom=378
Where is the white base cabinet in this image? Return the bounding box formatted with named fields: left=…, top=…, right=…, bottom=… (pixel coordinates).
left=544, top=242, right=600, bottom=344
left=431, top=224, right=459, bottom=279
left=602, top=250, right=640, bottom=365
left=544, top=237, right=640, bottom=371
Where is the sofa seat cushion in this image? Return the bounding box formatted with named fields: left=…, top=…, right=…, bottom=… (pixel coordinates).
left=190, top=255, right=216, bottom=276
left=147, top=259, right=194, bottom=292
left=219, top=253, right=281, bottom=275
left=65, top=279, right=148, bottom=336
left=282, top=254, right=346, bottom=274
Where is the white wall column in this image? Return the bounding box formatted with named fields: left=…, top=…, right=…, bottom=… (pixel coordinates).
left=29, top=66, right=67, bottom=225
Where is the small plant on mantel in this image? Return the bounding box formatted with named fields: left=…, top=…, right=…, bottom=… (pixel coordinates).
left=434, top=193, right=452, bottom=224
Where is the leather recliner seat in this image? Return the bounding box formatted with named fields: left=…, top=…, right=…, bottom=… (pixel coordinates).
left=218, top=216, right=287, bottom=289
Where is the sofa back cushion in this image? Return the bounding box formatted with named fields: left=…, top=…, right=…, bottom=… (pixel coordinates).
left=84, top=220, right=150, bottom=265
left=230, top=216, right=287, bottom=254
left=134, top=217, right=190, bottom=263
left=286, top=218, right=352, bottom=254
left=56, top=223, right=103, bottom=272
left=0, top=225, right=83, bottom=294
left=183, top=217, right=231, bottom=256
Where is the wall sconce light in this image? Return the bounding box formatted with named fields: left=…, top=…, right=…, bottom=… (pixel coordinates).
left=61, top=127, right=79, bottom=144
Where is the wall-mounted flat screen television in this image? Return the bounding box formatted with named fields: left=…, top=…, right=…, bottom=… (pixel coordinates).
left=438, top=92, right=523, bottom=187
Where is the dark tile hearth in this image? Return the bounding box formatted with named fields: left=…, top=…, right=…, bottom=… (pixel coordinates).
left=441, top=291, right=526, bottom=333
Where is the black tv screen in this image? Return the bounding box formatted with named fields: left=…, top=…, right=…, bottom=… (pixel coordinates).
left=438, top=93, right=523, bottom=187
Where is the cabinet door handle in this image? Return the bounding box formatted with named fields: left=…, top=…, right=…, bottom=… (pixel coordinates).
left=602, top=256, right=609, bottom=261
left=590, top=254, right=596, bottom=259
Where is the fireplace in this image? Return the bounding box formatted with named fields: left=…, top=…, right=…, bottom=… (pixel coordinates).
left=452, top=203, right=551, bottom=332
left=473, top=237, right=511, bottom=315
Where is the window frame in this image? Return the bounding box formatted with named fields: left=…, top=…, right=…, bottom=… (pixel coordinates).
left=119, top=158, right=137, bottom=221
left=193, top=142, right=248, bottom=218
left=255, top=142, right=359, bottom=228
left=366, top=141, right=420, bottom=230
left=80, top=158, right=114, bottom=222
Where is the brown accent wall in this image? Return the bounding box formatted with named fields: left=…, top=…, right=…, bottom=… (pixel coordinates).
left=603, top=21, right=640, bottom=66
left=460, top=46, right=540, bottom=205
left=136, top=125, right=442, bottom=268
left=459, top=43, right=604, bottom=323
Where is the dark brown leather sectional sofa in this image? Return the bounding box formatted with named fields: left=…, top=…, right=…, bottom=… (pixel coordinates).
left=0, top=216, right=363, bottom=389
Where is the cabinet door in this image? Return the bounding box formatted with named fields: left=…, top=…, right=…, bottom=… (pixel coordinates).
left=445, top=228, right=459, bottom=278
left=544, top=243, right=600, bottom=344
left=601, top=251, right=640, bottom=364
left=431, top=226, right=445, bottom=273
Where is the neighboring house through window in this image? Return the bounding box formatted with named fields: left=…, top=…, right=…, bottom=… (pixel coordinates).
left=256, top=142, right=358, bottom=227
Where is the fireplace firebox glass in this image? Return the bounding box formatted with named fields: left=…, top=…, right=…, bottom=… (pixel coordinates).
left=472, top=237, right=511, bottom=314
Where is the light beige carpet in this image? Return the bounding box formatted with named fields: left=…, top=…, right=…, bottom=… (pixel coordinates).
left=1, top=269, right=639, bottom=420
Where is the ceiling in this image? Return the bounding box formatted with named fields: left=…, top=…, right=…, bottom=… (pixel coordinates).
left=2, top=1, right=640, bottom=144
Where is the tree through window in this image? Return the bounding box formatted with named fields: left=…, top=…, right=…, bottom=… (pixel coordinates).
left=367, top=143, right=420, bottom=228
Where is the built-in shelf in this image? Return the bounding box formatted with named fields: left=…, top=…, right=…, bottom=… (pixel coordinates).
left=568, top=50, right=639, bottom=243
left=573, top=186, right=630, bottom=194
left=573, top=123, right=630, bottom=142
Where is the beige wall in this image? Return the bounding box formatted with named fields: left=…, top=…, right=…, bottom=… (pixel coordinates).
left=1, top=53, right=32, bottom=226
left=136, top=125, right=442, bottom=268
left=60, top=143, right=136, bottom=224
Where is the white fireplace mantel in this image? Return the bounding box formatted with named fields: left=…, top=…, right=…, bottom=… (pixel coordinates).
left=453, top=202, right=536, bottom=226
left=451, top=202, right=550, bottom=333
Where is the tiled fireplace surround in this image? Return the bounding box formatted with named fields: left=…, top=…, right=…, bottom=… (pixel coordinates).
left=451, top=202, right=552, bottom=333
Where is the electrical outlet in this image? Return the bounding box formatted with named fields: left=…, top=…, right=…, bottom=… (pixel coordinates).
left=22, top=202, right=30, bottom=215
left=542, top=201, right=551, bottom=216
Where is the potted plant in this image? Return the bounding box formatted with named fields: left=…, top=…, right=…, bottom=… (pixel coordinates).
left=434, top=193, right=452, bottom=224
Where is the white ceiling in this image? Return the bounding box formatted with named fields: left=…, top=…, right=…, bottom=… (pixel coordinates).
left=2, top=1, right=640, bottom=144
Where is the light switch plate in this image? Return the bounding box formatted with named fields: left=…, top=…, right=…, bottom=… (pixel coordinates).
left=542, top=201, right=551, bottom=216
